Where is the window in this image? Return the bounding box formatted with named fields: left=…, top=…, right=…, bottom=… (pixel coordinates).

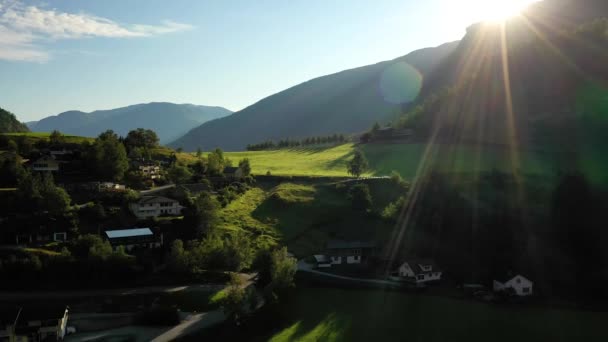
left=516, top=278, right=521, bottom=284
left=417, top=275, right=424, bottom=280
left=522, top=287, right=530, bottom=293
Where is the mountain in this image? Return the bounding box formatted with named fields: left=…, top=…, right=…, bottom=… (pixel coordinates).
left=170, top=42, right=459, bottom=151
left=394, top=0, right=608, bottom=152
left=0, top=107, right=29, bottom=133
left=28, top=103, right=232, bottom=144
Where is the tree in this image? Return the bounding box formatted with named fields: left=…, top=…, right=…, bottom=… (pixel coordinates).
left=220, top=273, right=247, bottom=322
left=371, top=122, right=381, bottom=134
left=49, top=130, right=65, bottom=146
left=270, top=247, right=297, bottom=290
left=183, top=191, right=220, bottom=239
left=196, top=147, right=203, bottom=159
left=349, top=183, right=372, bottom=211
left=124, top=128, right=159, bottom=150
left=93, top=130, right=129, bottom=181
left=238, top=158, right=251, bottom=177
left=347, top=150, right=368, bottom=178
left=167, top=163, right=192, bottom=184
left=207, top=148, right=226, bottom=176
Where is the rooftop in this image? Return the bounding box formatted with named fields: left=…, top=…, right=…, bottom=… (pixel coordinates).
left=327, top=240, right=375, bottom=250
left=105, top=228, right=153, bottom=239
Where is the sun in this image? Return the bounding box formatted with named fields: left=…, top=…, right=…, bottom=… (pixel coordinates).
left=466, top=0, right=538, bottom=22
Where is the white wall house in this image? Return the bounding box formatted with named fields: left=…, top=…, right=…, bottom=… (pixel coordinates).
left=139, top=164, right=161, bottom=180
left=395, top=260, right=442, bottom=284
left=493, top=274, right=533, bottom=296
left=31, top=155, right=60, bottom=172
left=129, top=196, right=183, bottom=219
left=325, top=240, right=375, bottom=266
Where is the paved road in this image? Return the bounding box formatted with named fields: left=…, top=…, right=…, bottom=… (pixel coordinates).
left=139, top=184, right=176, bottom=196
left=0, top=273, right=257, bottom=301
left=297, top=260, right=404, bottom=287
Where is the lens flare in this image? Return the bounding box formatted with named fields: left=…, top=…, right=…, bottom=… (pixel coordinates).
left=379, top=62, right=422, bottom=104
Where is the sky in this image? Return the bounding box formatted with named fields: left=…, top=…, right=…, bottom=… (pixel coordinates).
left=0, top=0, right=524, bottom=122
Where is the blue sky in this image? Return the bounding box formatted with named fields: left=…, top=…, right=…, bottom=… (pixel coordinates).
left=0, top=0, right=495, bottom=122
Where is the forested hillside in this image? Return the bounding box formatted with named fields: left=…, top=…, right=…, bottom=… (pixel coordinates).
left=0, top=107, right=29, bottom=133
left=170, top=42, right=459, bottom=151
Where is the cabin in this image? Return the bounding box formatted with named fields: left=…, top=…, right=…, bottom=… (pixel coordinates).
left=104, top=228, right=162, bottom=252
left=129, top=196, right=183, bottom=219
left=138, top=164, right=161, bottom=180
left=493, top=274, right=533, bottom=296
left=31, top=155, right=60, bottom=172
left=393, top=259, right=442, bottom=284
left=223, top=166, right=244, bottom=179
left=0, top=305, right=70, bottom=342
left=324, top=240, right=376, bottom=265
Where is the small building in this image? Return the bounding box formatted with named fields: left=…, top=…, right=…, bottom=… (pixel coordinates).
left=325, top=240, right=376, bottom=265
left=31, top=155, right=60, bottom=172
left=223, top=166, right=244, bottom=179
left=99, top=182, right=127, bottom=192
left=493, top=274, right=533, bottom=296
left=138, top=164, right=161, bottom=180
left=0, top=305, right=70, bottom=342
left=394, top=259, right=442, bottom=284
left=105, top=228, right=162, bottom=252
left=129, top=196, right=183, bottom=219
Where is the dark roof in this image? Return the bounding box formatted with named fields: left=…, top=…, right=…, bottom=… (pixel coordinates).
left=327, top=240, right=375, bottom=250
left=402, top=259, right=441, bottom=274
left=495, top=274, right=531, bottom=283
left=139, top=196, right=177, bottom=204
left=0, top=305, right=68, bottom=325
left=223, top=166, right=239, bottom=174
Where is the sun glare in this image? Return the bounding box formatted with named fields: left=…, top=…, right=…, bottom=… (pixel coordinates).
left=467, top=0, right=538, bottom=22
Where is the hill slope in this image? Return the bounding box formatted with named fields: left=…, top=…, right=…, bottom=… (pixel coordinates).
left=0, top=107, right=29, bottom=133
left=170, top=42, right=459, bottom=151
left=28, top=102, right=232, bottom=144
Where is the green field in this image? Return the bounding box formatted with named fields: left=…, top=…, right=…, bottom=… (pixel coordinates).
left=203, top=143, right=563, bottom=181
left=217, top=182, right=400, bottom=257
left=0, top=132, right=94, bottom=144
left=264, top=287, right=608, bottom=342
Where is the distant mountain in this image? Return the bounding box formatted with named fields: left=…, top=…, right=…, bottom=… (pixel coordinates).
left=170, top=42, right=459, bottom=151
left=0, top=107, right=29, bottom=133
left=28, top=103, right=232, bottom=144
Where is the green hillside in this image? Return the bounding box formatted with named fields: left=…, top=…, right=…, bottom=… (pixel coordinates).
left=210, top=143, right=568, bottom=180
left=0, top=107, right=29, bottom=133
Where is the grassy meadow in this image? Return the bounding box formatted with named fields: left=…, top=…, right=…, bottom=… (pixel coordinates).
left=0, top=132, right=94, bottom=144
left=196, top=143, right=568, bottom=181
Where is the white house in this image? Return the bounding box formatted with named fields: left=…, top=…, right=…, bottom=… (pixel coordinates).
left=105, top=228, right=162, bottom=252
left=129, top=196, right=183, bottom=219
left=325, top=240, right=375, bottom=265
left=493, top=274, right=533, bottom=296
left=394, top=260, right=442, bottom=284
left=139, top=164, right=161, bottom=180
left=31, top=155, right=60, bottom=172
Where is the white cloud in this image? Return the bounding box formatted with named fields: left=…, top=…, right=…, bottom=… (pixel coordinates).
left=0, top=1, right=194, bottom=62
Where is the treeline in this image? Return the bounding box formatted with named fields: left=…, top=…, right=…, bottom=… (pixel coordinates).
left=246, top=133, right=348, bottom=151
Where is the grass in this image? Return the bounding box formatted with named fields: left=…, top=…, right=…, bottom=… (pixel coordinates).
left=263, top=287, right=608, bottom=342
left=0, top=132, right=94, bottom=144
left=217, top=181, right=398, bottom=257
left=192, top=143, right=568, bottom=182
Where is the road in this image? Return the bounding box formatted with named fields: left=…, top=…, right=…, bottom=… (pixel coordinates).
left=297, top=260, right=404, bottom=287
left=0, top=274, right=257, bottom=301
left=139, top=184, right=176, bottom=196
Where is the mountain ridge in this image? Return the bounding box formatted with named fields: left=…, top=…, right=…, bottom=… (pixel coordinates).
left=28, top=102, right=232, bottom=144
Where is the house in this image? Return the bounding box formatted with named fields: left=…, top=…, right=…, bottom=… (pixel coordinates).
left=129, top=196, right=183, bottom=219
left=325, top=240, right=376, bottom=265
left=99, top=182, right=127, bottom=192
left=0, top=305, right=69, bottom=342
left=105, top=228, right=162, bottom=252
left=223, top=166, right=244, bottom=179
left=138, top=163, right=161, bottom=180
left=493, top=274, right=533, bottom=296
left=393, top=259, right=442, bottom=284
left=31, top=155, right=59, bottom=172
